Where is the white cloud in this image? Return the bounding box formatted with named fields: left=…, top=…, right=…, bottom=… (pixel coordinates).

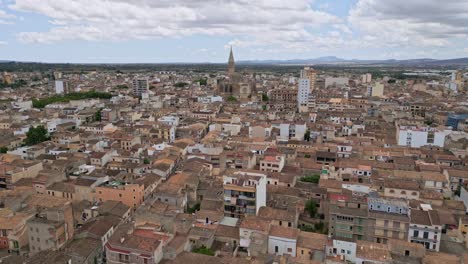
left=7, top=0, right=468, bottom=59
left=0, top=9, right=15, bottom=24
left=0, top=41, right=7, bottom=45
left=11, top=0, right=342, bottom=50
left=348, top=0, right=468, bottom=48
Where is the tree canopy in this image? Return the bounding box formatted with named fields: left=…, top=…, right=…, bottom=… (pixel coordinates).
left=24, top=126, right=49, bottom=146
left=32, top=91, right=112, bottom=108
left=305, top=200, right=317, bottom=218
left=301, top=174, right=320, bottom=184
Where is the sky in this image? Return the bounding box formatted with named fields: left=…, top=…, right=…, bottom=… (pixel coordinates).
left=0, top=0, right=468, bottom=63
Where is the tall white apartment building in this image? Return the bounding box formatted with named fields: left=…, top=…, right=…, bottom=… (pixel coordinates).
left=54, top=80, right=68, bottom=94
left=300, top=66, right=317, bottom=91
left=297, top=78, right=310, bottom=113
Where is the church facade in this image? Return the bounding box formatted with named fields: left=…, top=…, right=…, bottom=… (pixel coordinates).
left=218, top=47, right=255, bottom=99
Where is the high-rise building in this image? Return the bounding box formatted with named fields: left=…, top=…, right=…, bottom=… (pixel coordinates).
left=53, top=71, right=63, bottom=80
left=132, top=78, right=149, bottom=96
left=367, top=82, right=384, bottom=97
left=361, top=73, right=372, bottom=84
left=54, top=80, right=69, bottom=94
left=297, top=78, right=310, bottom=113
left=300, top=66, right=316, bottom=91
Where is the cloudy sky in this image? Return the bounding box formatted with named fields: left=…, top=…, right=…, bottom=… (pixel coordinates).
left=0, top=0, right=467, bottom=63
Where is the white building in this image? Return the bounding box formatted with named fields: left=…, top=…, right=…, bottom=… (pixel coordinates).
left=361, top=73, right=372, bottom=84
left=325, top=77, right=349, bottom=88
left=367, top=82, right=384, bottom=97
left=276, top=122, right=307, bottom=141
left=409, top=208, right=442, bottom=251
left=158, top=116, right=179, bottom=126
left=11, top=100, right=32, bottom=111
left=223, top=171, right=267, bottom=218
left=198, top=95, right=223, bottom=103
left=132, top=78, right=149, bottom=96
left=268, top=226, right=298, bottom=257
left=397, top=126, right=452, bottom=148
left=297, top=78, right=310, bottom=113
left=326, top=239, right=357, bottom=263
left=54, top=80, right=68, bottom=94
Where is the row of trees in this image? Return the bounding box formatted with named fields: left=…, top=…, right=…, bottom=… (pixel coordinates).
left=32, top=91, right=112, bottom=108
left=0, top=79, right=27, bottom=89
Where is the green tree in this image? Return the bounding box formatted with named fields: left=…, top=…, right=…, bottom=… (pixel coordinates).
left=115, top=84, right=128, bottom=90
left=305, top=200, right=317, bottom=218
left=187, top=203, right=200, bottom=214
left=175, top=82, right=188, bottom=87
left=0, top=146, right=8, bottom=153
left=94, top=109, right=102, bottom=121
left=32, top=91, right=113, bottom=108
left=304, top=130, right=311, bottom=141
left=24, top=126, right=49, bottom=146
left=196, top=79, right=207, bottom=85
left=143, top=158, right=150, bottom=164
left=227, top=96, right=237, bottom=102
left=301, top=174, right=320, bottom=184
left=262, top=105, right=267, bottom=111
left=192, top=246, right=215, bottom=256
left=299, top=224, right=315, bottom=232
left=262, top=94, right=269, bottom=102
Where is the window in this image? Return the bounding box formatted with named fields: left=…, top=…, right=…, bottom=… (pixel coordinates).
left=413, top=230, right=419, bottom=237
left=287, top=248, right=292, bottom=253
left=301, top=250, right=304, bottom=255
left=405, top=250, right=410, bottom=256
left=279, top=221, right=282, bottom=226
left=275, top=246, right=278, bottom=253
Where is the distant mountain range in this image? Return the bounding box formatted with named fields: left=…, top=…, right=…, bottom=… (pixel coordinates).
left=1, top=56, right=468, bottom=66
left=238, top=56, right=468, bottom=66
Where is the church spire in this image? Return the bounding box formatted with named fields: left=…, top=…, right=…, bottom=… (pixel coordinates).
left=228, top=46, right=235, bottom=76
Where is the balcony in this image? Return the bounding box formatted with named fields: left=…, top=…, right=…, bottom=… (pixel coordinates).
left=374, top=225, right=407, bottom=232
left=410, top=236, right=437, bottom=243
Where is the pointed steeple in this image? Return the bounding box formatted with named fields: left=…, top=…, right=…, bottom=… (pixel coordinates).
left=228, top=46, right=235, bottom=76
